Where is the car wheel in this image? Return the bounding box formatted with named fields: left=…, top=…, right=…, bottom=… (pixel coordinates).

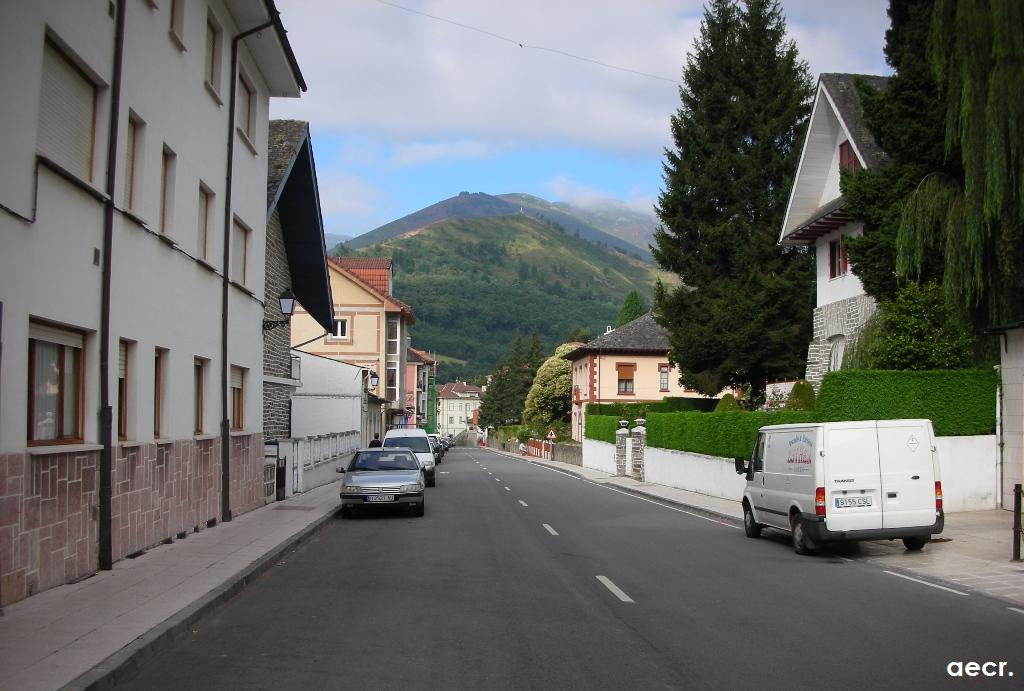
left=341, top=505, right=352, bottom=519
left=791, top=514, right=813, bottom=555
left=414, top=501, right=425, bottom=517
left=902, top=536, right=928, bottom=551
left=743, top=503, right=762, bottom=538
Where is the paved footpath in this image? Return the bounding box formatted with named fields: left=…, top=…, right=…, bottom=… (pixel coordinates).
left=0, top=482, right=341, bottom=691
left=1, top=450, right=1022, bottom=690
left=501, top=449, right=1024, bottom=609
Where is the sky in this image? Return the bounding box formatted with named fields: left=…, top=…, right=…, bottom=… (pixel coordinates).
left=269, top=0, right=892, bottom=241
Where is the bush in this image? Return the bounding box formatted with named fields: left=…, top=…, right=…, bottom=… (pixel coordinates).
left=785, top=380, right=816, bottom=410
left=585, top=415, right=620, bottom=443
left=714, top=394, right=740, bottom=412
left=816, top=369, right=997, bottom=436
left=646, top=410, right=818, bottom=458
left=585, top=397, right=717, bottom=419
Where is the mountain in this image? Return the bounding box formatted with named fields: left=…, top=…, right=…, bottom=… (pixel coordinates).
left=349, top=191, right=649, bottom=260
left=498, top=193, right=656, bottom=257
left=341, top=214, right=670, bottom=380
left=323, top=233, right=352, bottom=253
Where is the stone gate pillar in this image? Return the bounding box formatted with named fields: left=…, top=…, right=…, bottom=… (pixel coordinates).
left=630, top=418, right=646, bottom=481
left=615, top=419, right=629, bottom=476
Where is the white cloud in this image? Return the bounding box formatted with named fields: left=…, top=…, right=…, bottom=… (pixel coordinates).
left=388, top=139, right=502, bottom=166
left=547, top=175, right=655, bottom=216
left=315, top=167, right=388, bottom=218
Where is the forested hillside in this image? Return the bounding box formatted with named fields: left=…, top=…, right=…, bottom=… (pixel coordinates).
left=343, top=214, right=667, bottom=380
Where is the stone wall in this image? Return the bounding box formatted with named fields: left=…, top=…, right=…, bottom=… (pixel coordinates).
left=805, top=293, right=877, bottom=387
left=110, top=439, right=220, bottom=562
left=263, top=381, right=291, bottom=441
left=0, top=449, right=99, bottom=607
left=263, top=210, right=294, bottom=443
left=229, top=432, right=264, bottom=517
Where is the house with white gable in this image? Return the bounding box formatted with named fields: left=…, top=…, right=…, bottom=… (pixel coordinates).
left=779, top=73, right=890, bottom=387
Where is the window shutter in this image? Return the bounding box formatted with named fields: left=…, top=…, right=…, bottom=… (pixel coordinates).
left=615, top=363, right=636, bottom=377
left=118, top=341, right=127, bottom=378
left=38, top=42, right=95, bottom=180
left=29, top=322, right=83, bottom=349
left=840, top=236, right=848, bottom=274
left=230, top=366, right=243, bottom=388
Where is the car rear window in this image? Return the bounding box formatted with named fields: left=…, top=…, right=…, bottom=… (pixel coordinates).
left=350, top=450, right=420, bottom=471
left=383, top=436, right=430, bottom=453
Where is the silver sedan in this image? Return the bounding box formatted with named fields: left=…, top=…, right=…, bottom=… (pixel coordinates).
left=338, top=448, right=425, bottom=518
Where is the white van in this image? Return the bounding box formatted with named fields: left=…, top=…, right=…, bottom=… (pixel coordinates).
left=383, top=427, right=436, bottom=487
left=734, top=420, right=943, bottom=554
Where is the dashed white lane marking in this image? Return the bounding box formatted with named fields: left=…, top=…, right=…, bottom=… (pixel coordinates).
left=495, top=478, right=501, bottom=482
left=596, top=575, right=633, bottom=603
left=519, top=500, right=528, bottom=507
left=543, top=524, right=559, bottom=536
left=883, top=571, right=968, bottom=596
left=440, top=471, right=450, bottom=475
left=1008, top=607, right=1024, bottom=616
left=504, top=486, right=511, bottom=491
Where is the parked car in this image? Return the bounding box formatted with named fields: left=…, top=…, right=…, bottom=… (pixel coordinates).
left=337, top=448, right=425, bottom=518
left=735, top=420, right=944, bottom=554
left=383, top=427, right=436, bottom=487
left=428, top=433, right=445, bottom=461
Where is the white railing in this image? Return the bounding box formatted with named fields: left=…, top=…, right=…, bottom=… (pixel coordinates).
left=295, top=430, right=361, bottom=469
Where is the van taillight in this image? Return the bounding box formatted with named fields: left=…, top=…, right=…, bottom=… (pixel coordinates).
left=935, top=481, right=943, bottom=510
left=814, top=487, right=826, bottom=516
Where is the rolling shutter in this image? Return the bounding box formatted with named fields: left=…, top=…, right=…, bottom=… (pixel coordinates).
left=615, top=363, right=636, bottom=377
left=38, top=41, right=95, bottom=180
left=29, top=322, right=83, bottom=349
left=118, top=341, right=127, bottom=378
left=230, top=366, right=243, bottom=388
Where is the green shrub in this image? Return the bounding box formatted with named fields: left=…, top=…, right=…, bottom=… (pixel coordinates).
left=585, top=396, right=716, bottom=419
left=816, top=369, right=997, bottom=436
left=646, top=410, right=818, bottom=458
left=585, top=415, right=620, bottom=443
left=786, top=380, right=816, bottom=410
left=714, top=394, right=740, bottom=412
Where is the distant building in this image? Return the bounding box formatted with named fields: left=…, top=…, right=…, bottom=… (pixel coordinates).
left=562, top=314, right=711, bottom=442
left=405, top=347, right=436, bottom=428
left=436, top=382, right=483, bottom=437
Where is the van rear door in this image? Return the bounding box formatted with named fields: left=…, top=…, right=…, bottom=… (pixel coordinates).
left=822, top=423, right=882, bottom=532
left=877, top=420, right=937, bottom=529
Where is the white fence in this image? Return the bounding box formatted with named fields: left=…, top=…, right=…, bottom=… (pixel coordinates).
left=582, top=435, right=999, bottom=513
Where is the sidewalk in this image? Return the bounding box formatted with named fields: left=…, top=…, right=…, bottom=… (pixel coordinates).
left=504, top=450, right=1024, bottom=608
left=0, top=481, right=342, bottom=691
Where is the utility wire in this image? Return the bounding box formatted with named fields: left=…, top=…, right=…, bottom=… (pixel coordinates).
left=373, top=0, right=681, bottom=85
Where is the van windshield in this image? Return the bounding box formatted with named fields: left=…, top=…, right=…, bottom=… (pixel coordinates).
left=383, top=436, right=431, bottom=453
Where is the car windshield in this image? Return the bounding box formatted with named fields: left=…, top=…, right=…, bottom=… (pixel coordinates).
left=349, top=450, right=419, bottom=471
left=383, top=436, right=430, bottom=453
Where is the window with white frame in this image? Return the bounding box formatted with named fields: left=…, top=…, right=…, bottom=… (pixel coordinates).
left=38, top=40, right=96, bottom=181
left=659, top=363, right=670, bottom=392
left=385, top=365, right=398, bottom=402
left=28, top=322, right=84, bottom=444
left=386, top=318, right=399, bottom=356
left=329, top=318, right=348, bottom=339
left=829, top=236, right=848, bottom=279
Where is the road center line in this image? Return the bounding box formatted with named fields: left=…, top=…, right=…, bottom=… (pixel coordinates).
left=504, top=486, right=511, bottom=491
left=518, top=500, right=528, bottom=507
left=1008, top=607, right=1024, bottom=616
left=543, top=523, right=558, bottom=536
left=596, top=575, right=633, bottom=603
left=883, top=571, right=969, bottom=596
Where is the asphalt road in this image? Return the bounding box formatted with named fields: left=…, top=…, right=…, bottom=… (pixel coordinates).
left=119, top=447, right=1023, bottom=690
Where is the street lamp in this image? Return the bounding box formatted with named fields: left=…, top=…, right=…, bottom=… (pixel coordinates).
left=262, top=288, right=296, bottom=330
left=368, top=370, right=379, bottom=389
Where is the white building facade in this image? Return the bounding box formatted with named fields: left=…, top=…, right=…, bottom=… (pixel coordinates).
left=436, top=382, right=483, bottom=437
left=0, top=0, right=304, bottom=606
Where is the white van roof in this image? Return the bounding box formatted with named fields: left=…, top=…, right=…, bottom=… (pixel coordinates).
left=758, top=419, right=933, bottom=433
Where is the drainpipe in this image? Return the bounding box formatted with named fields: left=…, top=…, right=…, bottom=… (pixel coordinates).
left=98, top=0, right=127, bottom=571
left=220, top=18, right=274, bottom=523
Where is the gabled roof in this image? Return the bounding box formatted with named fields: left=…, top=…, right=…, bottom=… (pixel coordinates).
left=780, top=73, right=890, bottom=245
left=407, top=347, right=435, bottom=366
left=224, top=1, right=306, bottom=96
left=266, top=120, right=333, bottom=332
left=331, top=257, right=392, bottom=295
left=326, top=256, right=416, bottom=323
left=562, top=313, right=670, bottom=362
left=437, top=382, right=483, bottom=399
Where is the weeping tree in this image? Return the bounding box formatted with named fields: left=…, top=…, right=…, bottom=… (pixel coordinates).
left=897, top=0, right=1024, bottom=324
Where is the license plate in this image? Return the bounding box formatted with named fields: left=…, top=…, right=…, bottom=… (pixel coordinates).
left=835, top=495, right=872, bottom=508
left=365, top=494, right=396, bottom=503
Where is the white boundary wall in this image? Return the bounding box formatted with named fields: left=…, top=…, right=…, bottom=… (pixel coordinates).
left=584, top=435, right=998, bottom=513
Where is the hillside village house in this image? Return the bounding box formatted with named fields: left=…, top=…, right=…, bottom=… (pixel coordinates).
left=290, top=257, right=417, bottom=429
left=0, top=0, right=305, bottom=606
left=436, top=382, right=483, bottom=437
left=779, top=73, right=889, bottom=387
left=563, top=314, right=711, bottom=442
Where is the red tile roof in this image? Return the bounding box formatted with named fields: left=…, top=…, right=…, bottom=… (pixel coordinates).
left=326, top=256, right=416, bottom=323
left=437, top=382, right=483, bottom=399
left=331, top=257, right=392, bottom=295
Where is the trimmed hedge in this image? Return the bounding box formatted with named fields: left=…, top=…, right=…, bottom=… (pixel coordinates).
left=585, top=369, right=997, bottom=455
left=585, top=397, right=718, bottom=419
left=646, top=410, right=818, bottom=458
left=815, top=369, right=997, bottom=436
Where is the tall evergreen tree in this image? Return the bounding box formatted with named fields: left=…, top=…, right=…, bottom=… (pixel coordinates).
left=616, top=290, right=646, bottom=326
left=653, top=0, right=814, bottom=396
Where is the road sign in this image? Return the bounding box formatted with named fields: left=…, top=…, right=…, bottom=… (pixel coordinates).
left=546, top=429, right=556, bottom=441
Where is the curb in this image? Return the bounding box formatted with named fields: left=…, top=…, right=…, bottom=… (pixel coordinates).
left=61, top=505, right=340, bottom=691
left=484, top=446, right=742, bottom=526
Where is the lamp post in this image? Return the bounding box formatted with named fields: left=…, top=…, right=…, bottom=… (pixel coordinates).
left=262, top=288, right=296, bottom=330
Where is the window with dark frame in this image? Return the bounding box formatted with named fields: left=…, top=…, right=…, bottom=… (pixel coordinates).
left=154, top=348, right=166, bottom=438
left=659, top=364, right=670, bottom=392
left=829, top=236, right=848, bottom=279
left=231, top=221, right=249, bottom=285
left=839, top=140, right=858, bottom=173
left=204, top=14, right=221, bottom=91
left=194, top=358, right=205, bottom=434
left=38, top=39, right=97, bottom=182
left=124, top=116, right=139, bottom=210
left=27, top=323, right=84, bottom=444
left=230, top=366, right=244, bottom=430
left=237, top=73, right=254, bottom=140
left=118, top=340, right=128, bottom=440
left=159, top=146, right=176, bottom=235
left=198, top=185, right=212, bottom=260
left=331, top=318, right=348, bottom=339
left=169, top=0, right=184, bottom=44
left=616, top=363, right=635, bottom=395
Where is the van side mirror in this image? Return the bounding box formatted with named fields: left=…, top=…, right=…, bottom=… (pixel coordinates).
left=734, top=457, right=747, bottom=475
left=336, top=467, right=345, bottom=474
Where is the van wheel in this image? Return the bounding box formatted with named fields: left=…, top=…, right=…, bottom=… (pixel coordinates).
left=743, top=504, right=762, bottom=538
left=902, top=536, right=928, bottom=551
left=341, top=505, right=352, bottom=519
left=791, top=514, right=813, bottom=555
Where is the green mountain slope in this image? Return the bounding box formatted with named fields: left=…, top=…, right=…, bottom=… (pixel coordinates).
left=344, top=214, right=667, bottom=380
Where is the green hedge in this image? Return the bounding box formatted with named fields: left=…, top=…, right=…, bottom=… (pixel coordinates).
left=585, top=397, right=717, bottom=419
left=584, top=369, right=997, bottom=455
left=646, top=410, right=818, bottom=458
left=816, top=369, right=997, bottom=436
